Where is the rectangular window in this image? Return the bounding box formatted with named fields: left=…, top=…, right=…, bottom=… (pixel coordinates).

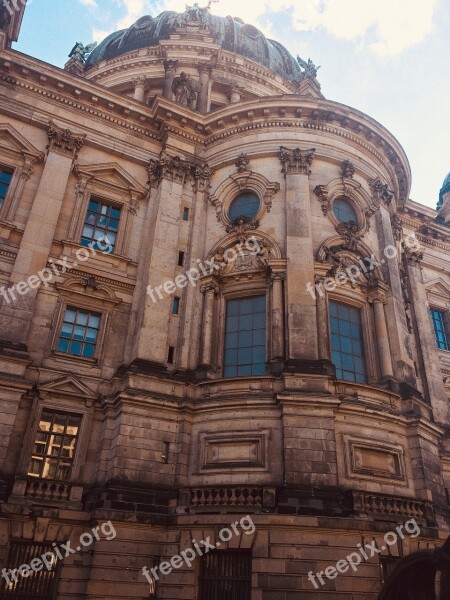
left=0, top=541, right=59, bottom=599
left=172, top=297, right=180, bottom=315
left=57, top=307, right=101, bottom=358
left=198, top=551, right=251, bottom=600
left=28, top=410, right=82, bottom=481
left=168, top=346, right=175, bottom=364
left=0, top=167, right=13, bottom=210
left=178, top=251, right=185, bottom=267
left=182, top=207, right=189, bottom=221
left=224, top=296, right=266, bottom=377
left=80, top=198, right=121, bottom=252
left=430, top=308, right=449, bottom=350
left=329, top=301, right=366, bottom=383
left=379, top=556, right=400, bottom=584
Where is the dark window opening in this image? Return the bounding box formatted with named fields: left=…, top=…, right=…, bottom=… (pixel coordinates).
left=0, top=541, right=59, bottom=599
left=182, top=207, right=189, bottom=221
left=168, top=346, right=175, bottom=364
left=198, top=551, right=252, bottom=600
left=379, top=555, right=400, bottom=585
left=229, top=193, right=260, bottom=221
left=332, top=196, right=358, bottom=223
left=178, top=251, right=185, bottom=267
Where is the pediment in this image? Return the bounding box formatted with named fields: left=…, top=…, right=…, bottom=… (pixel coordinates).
left=0, top=123, right=44, bottom=160
left=425, top=278, right=450, bottom=300
left=38, top=376, right=98, bottom=399
left=75, top=162, right=147, bottom=196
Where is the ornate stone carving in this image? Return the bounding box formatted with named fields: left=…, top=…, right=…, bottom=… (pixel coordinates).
left=235, top=153, right=250, bottom=173
left=147, top=151, right=212, bottom=189
left=197, top=62, right=214, bottom=76
left=404, top=245, right=423, bottom=267
left=200, top=281, right=219, bottom=294
left=367, top=280, right=388, bottom=304
left=391, top=214, right=403, bottom=242
left=278, top=147, right=316, bottom=175
left=128, top=198, right=139, bottom=215
left=371, top=179, right=394, bottom=206
left=177, top=3, right=210, bottom=28
left=47, top=122, right=85, bottom=159
left=399, top=267, right=413, bottom=333
left=342, top=159, right=355, bottom=178
left=336, top=221, right=361, bottom=251
left=81, top=275, right=100, bottom=290
left=226, top=216, right=259, bottom=234
left=172, top=72, right=197, bottom=108
left=164, top=59, right=178, bottom=73
left=314, top=185, right=329, bottom=215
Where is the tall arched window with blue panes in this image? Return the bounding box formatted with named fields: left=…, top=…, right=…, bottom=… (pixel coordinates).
left=223, top=296, right=267, bottom=377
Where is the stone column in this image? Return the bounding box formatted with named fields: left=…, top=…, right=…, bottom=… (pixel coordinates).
left=278, top=147, right=318, bottom=365
left=133, top=76, right=146, bottom=102
left=406, top=252, right=449, bottom=424
left=268, top=262, right=286, bottom=362
left=199, top=280, right=218, bottom=368
left=0, top=122, right=85, bottom=345
left=315, top=277, right=331, bottom=361
left=132, top=152, right=193, bottom=365
left=163, top=60, right=178, bottom=99
left=197, top=63, right=213, bottom=114
left=369, top=283, right=394, bottom=380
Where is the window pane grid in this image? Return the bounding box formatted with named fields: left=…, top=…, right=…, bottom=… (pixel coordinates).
left=28, top=411, right=82, bottom=481
left=0, top=167, right=13, bottom=210
left=80, top=199, right=121, bottom=251
left=430, top=308, right=449, bottom=350
left=57, top=308, right=101, bottom=358
left=224, top=296, right=267, bottom=377
left=330, top=301, right=366, bottom=383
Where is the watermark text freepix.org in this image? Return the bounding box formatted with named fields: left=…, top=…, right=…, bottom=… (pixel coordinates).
left=0, top=239, right=112, bottom=306
left=307, top=518, right=421, bottom=589
left=142, top=515, right=255, bottom=584
left=1, top=521, right=116, bottom=586
left=147, top=237, right=262, bottom=303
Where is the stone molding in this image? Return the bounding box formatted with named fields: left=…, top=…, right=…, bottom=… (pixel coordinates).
left=147, top=150, right=212, bottom=190
left=278, top=146, right=315, bottom=175
left=47, top=121, right=85, bottom=159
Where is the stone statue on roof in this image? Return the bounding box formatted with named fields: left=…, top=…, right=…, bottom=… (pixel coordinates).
left=297, top=56, right=320, bottom=79
left=69, top=42, right=98, bottom=63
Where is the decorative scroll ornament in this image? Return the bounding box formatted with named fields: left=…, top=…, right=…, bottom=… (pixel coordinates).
left=371, top=179, right=394, bottom=206
left=279, top=147, right=316, bottom=175
left=314, top=185, right=329, bottom=215
left=47, top=122, right=85, bottom=159
left=226, top=216, right=259, bottom=235
left=235, top=153, right=250, bottom=173
left=341, top=159, right=355, bottom=178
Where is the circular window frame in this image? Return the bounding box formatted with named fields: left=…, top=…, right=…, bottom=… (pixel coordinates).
left=329, top=195, right=363, bottom=230
left=228, top=191, right=262, bottom=223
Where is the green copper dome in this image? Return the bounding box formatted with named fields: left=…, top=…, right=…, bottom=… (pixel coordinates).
left=85, top=10, right=304, bottom=82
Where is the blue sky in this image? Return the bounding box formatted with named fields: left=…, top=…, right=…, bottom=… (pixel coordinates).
left=14, top=0, right=450, bottom=208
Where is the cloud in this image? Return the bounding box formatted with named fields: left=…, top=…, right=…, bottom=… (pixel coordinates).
left=98, top=0, right=437, bottom=56
left=79, top=0, right=98, bottom=6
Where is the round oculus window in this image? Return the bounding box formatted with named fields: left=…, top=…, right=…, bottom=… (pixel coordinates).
left=229, top=193, right=260, bottom=221
left=332, top=197, right=358, bottom=223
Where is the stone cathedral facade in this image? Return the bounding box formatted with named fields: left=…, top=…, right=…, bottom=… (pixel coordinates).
left=0, top=4, right=449, bottom=599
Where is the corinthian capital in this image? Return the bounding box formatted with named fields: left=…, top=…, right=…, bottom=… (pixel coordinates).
left=47, top=122, right=85, bottom=159
left=279, top=146, right=316, bottom=175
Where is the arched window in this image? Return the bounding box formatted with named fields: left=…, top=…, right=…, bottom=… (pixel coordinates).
left=229, top=192, right=260, bottom=220
left=333, top=197, right=358, bottom=223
